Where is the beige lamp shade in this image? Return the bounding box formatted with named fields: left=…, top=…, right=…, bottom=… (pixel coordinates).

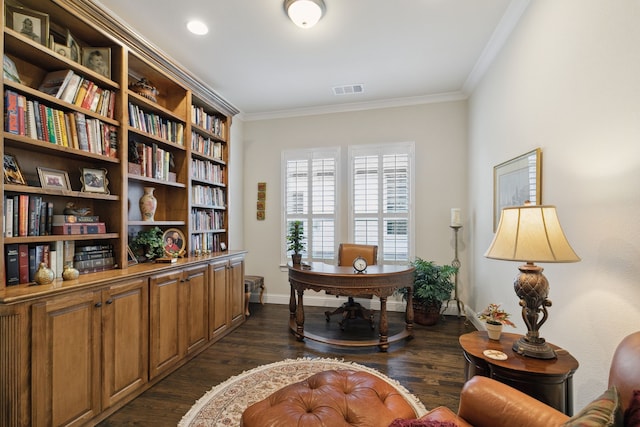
left=485, top=205, right=580, bottom=263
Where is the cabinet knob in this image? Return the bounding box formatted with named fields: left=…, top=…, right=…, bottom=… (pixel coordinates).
left=106, top=299, right=113, bottom=305
left=95, top=302, right=102, bottom=308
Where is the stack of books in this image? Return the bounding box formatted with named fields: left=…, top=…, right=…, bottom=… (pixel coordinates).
left=73, top=243, right=115, bottom=274
left=51, top=214, right=106, bottom=235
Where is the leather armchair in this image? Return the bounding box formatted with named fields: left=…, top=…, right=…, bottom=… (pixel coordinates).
left=419, top=331, right=640, bottom=427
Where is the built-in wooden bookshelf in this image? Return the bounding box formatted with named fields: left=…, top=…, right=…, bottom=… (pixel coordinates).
left=0, top=1, right=241, bottom=425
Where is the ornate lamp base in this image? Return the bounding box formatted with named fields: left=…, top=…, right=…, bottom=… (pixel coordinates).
left=512, top=336, right=556, bottom=359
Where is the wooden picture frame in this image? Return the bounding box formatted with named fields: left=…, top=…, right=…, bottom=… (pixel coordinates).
left=82, top=47, right=111, bottom=78
left=6, top=5, right=49, bottom=46
left=3, top=154, right=26, bottom=185
left=127, top=245, right=138, bottom=266
left=162, top=228, right=186, bottom=257
left=80, top=167, right=110, bottom=194
left=493, top=148, right=541, bottom=231
left=37, top=167, right=71, bottom=190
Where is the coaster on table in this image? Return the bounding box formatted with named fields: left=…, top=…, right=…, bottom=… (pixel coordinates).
left=483, top=349, right=508, bottom=360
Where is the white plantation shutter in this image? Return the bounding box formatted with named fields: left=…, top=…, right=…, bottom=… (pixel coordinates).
left=350, top=143, right=414, bottom=263
left=283, top=148, right=339, bottom=263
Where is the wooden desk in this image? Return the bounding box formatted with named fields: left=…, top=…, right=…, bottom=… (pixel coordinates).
left=459, top=331, right=579, bottom=415
left=288, top=262, right=415, bottom=351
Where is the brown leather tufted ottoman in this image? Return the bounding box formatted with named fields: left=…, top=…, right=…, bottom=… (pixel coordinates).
left=240, top=369, right=418, bottom=427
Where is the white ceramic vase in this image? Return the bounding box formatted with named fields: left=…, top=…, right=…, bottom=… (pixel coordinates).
left=486, top=322, right=503, bottom=340
left=139, top=187, right=157, bottom=221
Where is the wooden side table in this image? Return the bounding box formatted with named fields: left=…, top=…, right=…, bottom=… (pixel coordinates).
left=459, top=331, right=579, bottom=415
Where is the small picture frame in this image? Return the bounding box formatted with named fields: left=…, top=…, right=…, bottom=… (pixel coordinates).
left=80, top=167, right=110, bottom=194
left=3, top=154, right=26, bottom=185
left=219, top=242, right=227, bottom=252
left=37, top=167, right=71, bottom=190
left=51, top=41, right=72, bottom=59
left=6, top=5, right=49, bottom=46
left=66, top=30, right=80, bottom=62
left=162, top=228, right=186, bottom=257
left=82, top=47, right=111, bottom=78
left=127, top=245, right=138, bottom=266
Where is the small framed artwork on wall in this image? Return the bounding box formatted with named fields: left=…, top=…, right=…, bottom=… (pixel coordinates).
left=493, top=148, right=541, bottom=231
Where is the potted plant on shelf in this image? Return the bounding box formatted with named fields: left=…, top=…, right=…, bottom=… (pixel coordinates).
left=477, top=303, right=516, bottom=340
left=398, top=257, right=458, bottom=326
left=129, top=226, right=165, bottom=262
left=287, top=221, right=305, bottom=265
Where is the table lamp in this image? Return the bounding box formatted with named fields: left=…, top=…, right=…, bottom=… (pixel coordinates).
left=485, top=204, right=580, bottom=359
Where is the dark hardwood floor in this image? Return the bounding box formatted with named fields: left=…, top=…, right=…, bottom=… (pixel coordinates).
left=98, top=303, right=476, bottom=426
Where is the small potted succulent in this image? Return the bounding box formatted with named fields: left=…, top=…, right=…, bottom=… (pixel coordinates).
left=477, top=303, right=515, bottom=340
left=286, top=221, right=305, bottom=265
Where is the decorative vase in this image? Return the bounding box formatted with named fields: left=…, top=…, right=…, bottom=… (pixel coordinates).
left=62, top=264, right=80, bottom=281
left=486, top=322, right=503, bottom=340
left=139, top=187, right=157, bottom=221
left=291, top=253, right=302, bottom=265
left=34, top=262, right=54, bottom=285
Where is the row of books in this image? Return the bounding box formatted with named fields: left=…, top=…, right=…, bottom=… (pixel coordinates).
left=190, top=232, right=224, bottom=255
left=128, top=102, right=185, bottom=145
left=73, top=243, right=116, bottom=274
left=3, top=195, right=107, bottom=237
left=37, top=69, right=116, bottom=119
left=4, top=241, right=73, bottom=285
left=191, top=158, right=225, bottom=184
left=4, top=90, right=118, bottom=157
left=191, top=105, right=225, bottom=137
left=3, top=195, right=53, bottom=237
left=191, top=209, right=225, bottom=231
left=129, top=140, right=175, bottom=181
left=190, top=131, right=224, bottom=161
left=192, top=185, right=226, bottom=207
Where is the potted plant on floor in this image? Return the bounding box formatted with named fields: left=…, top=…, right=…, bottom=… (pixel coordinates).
left=398, top=257, right=458, bottom=326
left=287, top=220, right=305, bottom=265
left=477, top=303, right=515, bottom=340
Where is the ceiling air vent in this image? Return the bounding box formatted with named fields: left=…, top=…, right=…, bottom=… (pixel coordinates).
left=332, top=84, right=364, bottom=96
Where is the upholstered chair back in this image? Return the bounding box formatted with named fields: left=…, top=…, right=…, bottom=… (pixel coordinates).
left=338, top=244, right=378, bottom=266
left=608, top=330, right=640, bottom=412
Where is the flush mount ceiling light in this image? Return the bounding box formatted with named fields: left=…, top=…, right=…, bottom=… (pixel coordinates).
left=284, top=0, right=326, bottom=29
left=186, top=20, right=209, bottom=35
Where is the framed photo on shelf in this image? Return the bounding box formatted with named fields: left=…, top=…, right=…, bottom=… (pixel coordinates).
left=493, top=148, right=541, bottom=231
left=37, top=167, right=71, bottom=190
left=6, top=5, right=49, bottom=46
left=219, top=242, right=227, bottom=251
left=66, top=30, right=80, bottom=62
left=127, top=245, right=138, bottom=266
left=51, top=41, right=72, bottom=59
left=82, top=47, right=111, bottom=78
left=162, top=228, right=186, bottom=257
left=3, top=154, right=26, bottom=185
left=80, top=167, right=109, bottom=194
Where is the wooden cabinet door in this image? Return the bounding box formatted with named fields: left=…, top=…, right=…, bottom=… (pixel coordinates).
left=32, top=291, right=102, bottom=427
left=182, top=264, right=208, bottom=354
left=149, top=270, right=183, bottom=379
left=229, top=257, right=245, bottom=326
left=101, top=277, right=149, bottom=409
left=209, top=260, right=228, bottom=340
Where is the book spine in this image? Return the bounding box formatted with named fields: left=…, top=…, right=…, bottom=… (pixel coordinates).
left=75, top=244, right=112, bottom=252
left=52, top=215, right=100, bottom=224
left=5, top=244, right=20, bottom=286
left=12, top=195, right=19, bottom=237
left=18, top=244, right=29, bottom=284
left=75, top=112, right=89, bottom=151
left=28, top=246, right=36, bottom=282
left=5, top=196, right=13, bottom=238
left=4, top=90, right=19, bottom=134
left=17, top=94, right=25, bottom=136
left=18, top=195, right=29, bottom=237
left=73, top=250, right=113, bottom=261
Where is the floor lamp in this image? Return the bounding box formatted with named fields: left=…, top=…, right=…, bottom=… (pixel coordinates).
left=485, top=204, right=580, bottom=359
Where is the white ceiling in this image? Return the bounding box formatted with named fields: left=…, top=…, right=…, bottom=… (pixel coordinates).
left=94, top=0, right=527, bottom=120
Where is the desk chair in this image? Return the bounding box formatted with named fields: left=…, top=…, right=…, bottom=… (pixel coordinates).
left=325, top=243, right=377, bottom=330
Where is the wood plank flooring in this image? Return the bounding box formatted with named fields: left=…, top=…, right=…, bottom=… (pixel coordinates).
left=98, top=303, right=476, bottom=426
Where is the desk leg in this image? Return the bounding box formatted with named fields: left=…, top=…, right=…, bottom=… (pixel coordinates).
left=405, top=287, right=414, bottom=338
left=289, top=284, right=297, bottom=320
left=295, top=289, right=305, bottom=341
left=378, top=296, right=389, bottom=352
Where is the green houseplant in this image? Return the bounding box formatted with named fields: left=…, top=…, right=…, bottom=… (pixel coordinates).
left=129, top=226, right=165, bottom=261
left=287, top=221, right=305, bottom=264
left=477, top=303, right=515, bottom=340
left=399, top=257, right=458, bottom=326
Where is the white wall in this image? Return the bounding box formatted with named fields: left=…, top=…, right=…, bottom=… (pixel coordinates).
left=242, top=102, right=468, bottom=309
left=468, top=0, right=640, bottom=411
left=228, top=118, right=244, bottom=250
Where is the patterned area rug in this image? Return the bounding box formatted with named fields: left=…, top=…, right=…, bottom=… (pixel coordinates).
left=178, top=357, right=427, bottom=426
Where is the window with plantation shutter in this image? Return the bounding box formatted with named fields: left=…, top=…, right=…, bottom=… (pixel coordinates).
left=349, top=142, right=414, bottom=263
left=282, top=148, right=339, bottom=264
